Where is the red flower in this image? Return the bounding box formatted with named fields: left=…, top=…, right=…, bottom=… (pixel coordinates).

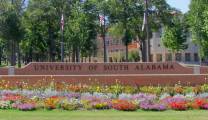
left=2, top=94, right=23, bottom=101
left=170, top=101, right=188, bottom=111
left=112, top=100, right=137, bottom=111
left=195, top=99, right=206, bottom=107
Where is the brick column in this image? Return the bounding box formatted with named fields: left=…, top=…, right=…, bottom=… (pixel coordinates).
left=8, top=66, right=15, bottom=75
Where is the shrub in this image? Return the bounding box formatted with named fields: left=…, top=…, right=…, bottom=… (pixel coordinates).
left=131, top=93, right=157, bottom=103
left=123, top=86, right=137, bottom=94
left=160, top=96, right=186, bottom=105
left=112, top=100, right=137, bottom=111
left=61, top=99, right=81, bottom=111
left=193, top=86, right=202, bottom=94
left=0, top=101, right=12, bottom=109
left=44, top=96, right=61, bottom=110
left=2, top=94, right=23, bottom=102
left=174, top=86, right=184, bottom=94
left=91, top=101, right=110, bottom=110
left=140, top=102, right=167, bottom=111
left=16, top=103, right=36, bottom=111
left=201, top=103, right=208, bottom=110
left=191, top=98, right=208, bottom=110
left=201, top=84, right=208, bottom=93
left=81, top=100, right=93, bottom=110
left=170, top=101, right=188, bottom=111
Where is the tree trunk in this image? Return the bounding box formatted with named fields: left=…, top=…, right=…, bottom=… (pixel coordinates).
left=75, top=46, right=80, bottom=62
left=141, top=40, right=146, bottom=62
left=11, top=39, right=16, bottom=66
left=72, top=46, right=76, bottom=62
left=17, top=43, right=21, bottom=68
left=68, top=52, right=71, bottom=62
left=81, top=55, right=83, bottom=63
left=125, top=43, right=128, bottom=62
left=89, top=55, right=91, bottom=63
left=28, top=46, right=33, bottom=63
left=0, top=46, right=2, bottom=66
left=85, top=57, right=87, bottom=63
left=48, top=25, right=55, bottom=62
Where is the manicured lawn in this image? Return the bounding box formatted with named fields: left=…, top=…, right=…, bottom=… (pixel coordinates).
left=0, top=110, right=207, bottom=120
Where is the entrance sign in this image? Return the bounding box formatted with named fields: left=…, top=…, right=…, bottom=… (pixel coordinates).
left=0, top=62, right=208, bottom=86
left=0, top=62, right=196, bottom=75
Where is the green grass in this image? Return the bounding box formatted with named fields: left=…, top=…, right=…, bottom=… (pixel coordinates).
left=0, top=110, right=208, bottom=120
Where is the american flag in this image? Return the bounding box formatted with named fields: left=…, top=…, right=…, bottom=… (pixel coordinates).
left=99, top=14, right=105, bottom=26
left=61, top=14, right=64, bottom=31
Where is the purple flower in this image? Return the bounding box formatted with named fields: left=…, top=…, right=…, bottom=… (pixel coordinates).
left=66, top=93, right=81, bottom=99
left=161, top=96, right=186, bottom=105
left=140, top=101, right=167, bottom=111
left=17, top=103, right=36, bottom=111
left=201, top=103, right=208, bottom=110
left=132, top=93, right=156, bottom=102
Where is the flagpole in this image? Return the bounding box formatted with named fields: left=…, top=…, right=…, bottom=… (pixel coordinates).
left=61, top=30, right=64, bottom=62
left=61, top=14, right=64, bottom=62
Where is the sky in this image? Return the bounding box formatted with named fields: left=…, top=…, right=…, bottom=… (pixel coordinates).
left=166, top=0, right=191, bottom=13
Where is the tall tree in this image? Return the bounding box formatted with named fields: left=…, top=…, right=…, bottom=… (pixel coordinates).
left=0, top=38, right=4, bottom=66
left=22, top=0, right=72, bottom=62
left=108, top=0, right=173, bottom=62
left=107, top=0, right=136, bottom=62
left=65, top=0, right=98, bottom=62
left=161, top=14, right=188, bottom=54
left=0, top=0, right=25, bottom=67
left=188, top=0, right=208, bottom=60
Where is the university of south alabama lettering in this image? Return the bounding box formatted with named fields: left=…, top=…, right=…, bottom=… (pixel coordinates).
left=34, top=65, right=82, bottom=71
left=134, top=64, right=175, bottom=71
left=33, top=63, right=175, bottom=72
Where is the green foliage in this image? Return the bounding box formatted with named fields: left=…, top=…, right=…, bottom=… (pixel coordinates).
left=0, top=101, right=12, bottom=109
left=107, top=0, right=174, bottom=61
left=61, top=99, right=81, bottom=111
left=0, top=0, right=25, bottom=65
left=0, top=0, right=190, bottom=64
left=81, top=100, right=93, bottom=110
left=92, top=102, right=110, bottom=110
left=188, top=0, right=208, bottom=59
left=128, top=51, right=140, bottom=62
left=161, top=15, right=188, bottom=53
left=139, top=86, right=162, bottom=95
left=65, top=1, right=98, bottom=60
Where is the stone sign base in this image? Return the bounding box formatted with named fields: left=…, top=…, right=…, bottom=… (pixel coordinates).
left=0, top=74, right=208, bottom=87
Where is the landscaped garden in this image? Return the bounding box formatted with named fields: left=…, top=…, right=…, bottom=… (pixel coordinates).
left=1, top=79, right=208, bottom=120
left=1, top=81, right=208, bottom=112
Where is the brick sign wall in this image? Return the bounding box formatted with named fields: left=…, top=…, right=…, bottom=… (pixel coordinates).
left=0, top=62, right=208, bottom=86
left=0, top=62, right=198, bottom=75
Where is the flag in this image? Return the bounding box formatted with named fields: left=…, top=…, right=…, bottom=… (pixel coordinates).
left=142, top=12, right=146, bottom=31
left=61, top=14, right=64, bottom=31
left=99, top=14, right=105, bottom=26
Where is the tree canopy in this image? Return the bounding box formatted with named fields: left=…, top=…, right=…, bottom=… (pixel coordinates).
left=1, top=0, right=206, bottom=66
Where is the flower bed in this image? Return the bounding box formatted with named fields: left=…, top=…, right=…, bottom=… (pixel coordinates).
left=0, top=83, right=208, bottom=111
